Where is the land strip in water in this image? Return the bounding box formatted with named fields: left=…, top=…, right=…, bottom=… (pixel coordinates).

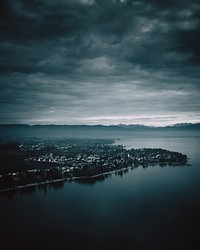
left=0, top=138, right=188, bottom=192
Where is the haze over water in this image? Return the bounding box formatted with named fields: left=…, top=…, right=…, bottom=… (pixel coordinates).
left=0, top=130, right=200, bottom=250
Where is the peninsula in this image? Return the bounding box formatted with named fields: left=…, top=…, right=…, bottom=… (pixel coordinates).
left=0, top=138, right=188, bottom=192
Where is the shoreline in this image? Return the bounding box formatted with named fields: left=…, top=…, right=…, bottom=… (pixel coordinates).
left=0, top=165, right=137, bottom=193
left=0, top=162, right=188, bottom=193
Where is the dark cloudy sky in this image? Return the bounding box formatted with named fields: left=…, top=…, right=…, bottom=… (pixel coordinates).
left=0, top=0, right=200, bottom=126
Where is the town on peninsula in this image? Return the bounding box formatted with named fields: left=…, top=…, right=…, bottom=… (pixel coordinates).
left=0, top=138, right=189, bottom=192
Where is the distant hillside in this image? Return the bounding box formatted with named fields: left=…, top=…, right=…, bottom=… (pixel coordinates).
left=0, top=123, right=199, bottom=139
left=167, top=123, right=200, bottom=130
left=115, top=123, right=200, bottom=130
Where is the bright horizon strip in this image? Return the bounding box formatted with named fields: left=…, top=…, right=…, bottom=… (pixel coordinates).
left=22, top=113, right=200, bottom=127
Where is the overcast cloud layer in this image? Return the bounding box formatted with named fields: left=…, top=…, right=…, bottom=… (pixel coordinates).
left=0, top=0, right=200, bottom=126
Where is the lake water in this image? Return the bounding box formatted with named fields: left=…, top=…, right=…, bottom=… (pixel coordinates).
left=0, top=131, right=200, bottom=250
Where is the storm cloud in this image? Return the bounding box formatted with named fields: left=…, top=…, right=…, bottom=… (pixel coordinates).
left=0, top=0, right=200, bottom=125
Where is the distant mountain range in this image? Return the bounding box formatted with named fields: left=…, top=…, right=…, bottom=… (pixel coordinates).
left=0, top=122, right=200, bottom=138
left=0, top=123, right=200, bottom=130
left=115, top=123, right=200, bottom=130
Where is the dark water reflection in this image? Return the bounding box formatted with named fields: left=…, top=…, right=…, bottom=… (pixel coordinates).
left=0, top=133, right=200, bottom=250
left=0, top=168, right=132, bottom=196
left=74, top=174, right=107, bottom=185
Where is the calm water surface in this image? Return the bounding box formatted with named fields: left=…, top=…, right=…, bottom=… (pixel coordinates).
left=0, top=132, right=200, bottom=250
